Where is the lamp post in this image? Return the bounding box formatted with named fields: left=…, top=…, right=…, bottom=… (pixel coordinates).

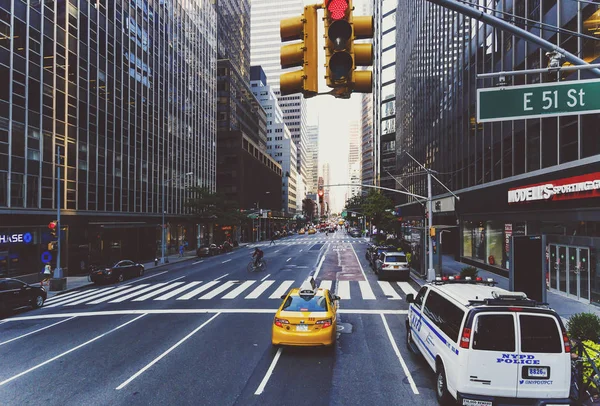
left=161, top=172, right=193, bottom=264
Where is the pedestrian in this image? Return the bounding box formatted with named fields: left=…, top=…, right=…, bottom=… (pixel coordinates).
left=179, top=244, right=184, bottom=257
left=270, top=234, right=276, bottom=245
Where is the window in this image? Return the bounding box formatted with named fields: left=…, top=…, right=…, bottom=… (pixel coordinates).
left=413, top=286, right=427, bottom=308
left=282, top=294, right=328, bottom=312
left=473, top=314, right=515, bottom=352
left=520, top=315, right=561, bottom=353
left=385, top=255, right=407, bottom=263
left=422, top=290, right=465, bottom=343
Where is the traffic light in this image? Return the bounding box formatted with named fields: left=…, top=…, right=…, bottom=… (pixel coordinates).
left=324, top=0, right=374, bottom=99
left=318, top=189, right=324, bottom=204
left=48, top=220, right=58, bottom=237
left=280, top=5, right=319, bottom=98
left=430, top=227, right=436, bottom=237
left=47, top=241, right=58, bottom=251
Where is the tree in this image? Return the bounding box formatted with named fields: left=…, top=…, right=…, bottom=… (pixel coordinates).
left=344, top=190, right=396, bottom=231
left=185, top=187, right=246, bottom=225
left=302, top=198, right=317, bottom=221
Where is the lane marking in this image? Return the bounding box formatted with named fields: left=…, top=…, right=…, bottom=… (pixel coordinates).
left=192, top=260, right=204, bottom=265
left=349, top=243, right=369, bottom=281
left=337, top=280, right=351, bottom=299
left=269, top=280, right=294, bottom=299
left=312, top=251, right=327, bottom=280
left=45, top=287, right=115, bottom=307
left=260, top=274, right=271, bottom=282
left=116, top=313, right=220, bottom=390
left=222, top=259, right=232, bottom=264
left=213, top=273, right=229, bottom=281
left=199, top=281, right=236, bottom=300
left=299, top=249, right=303, bottom=253
left=254, top=347, right=282, bottom=395
left=176, top=281, right=220, bottom=300
left=358, top=281, right=376, bottom=300
left=4, top=309, right=408, bottom=321
left=0, top=314, right=146, bottom=387
left=134, top=270, right=169, bottom=283
left=109, top=283, right=169, bottom=303
left=380, top=314, right=419, bottom=395
left=274, top=250, right=280, bottom=253
left=44, top=290, right=88, bottom=304
left=0, top=317, right=76, bottom=347
left=63, top=286, right=133, bottom=307
left=245, top=280, right=274, bottom=299
left=87, top=284, right=151, bottom=305
left=227, top=252, right=234, bottom=255
left=319, top=280, right=332, bottom=291
left=153, top=282, right=202, bottom=301
left=378, top=281, right=402, bottom=300
left=222, top=281, right=256, bottom=299
left=286, top=258, right=291, bottom=262
left=397, top=281, right=417, bottom=296
left=132, top=280, right=186, bottom=302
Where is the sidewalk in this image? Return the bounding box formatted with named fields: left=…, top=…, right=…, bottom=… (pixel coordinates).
left=410, top=254, right=600, bottom=323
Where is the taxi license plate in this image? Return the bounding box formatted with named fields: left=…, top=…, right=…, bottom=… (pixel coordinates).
left=296, top=325, right=308, bottom=332
left=528, top=367, right=548, bottom=378
left=463, top=400, right=492, bottom=406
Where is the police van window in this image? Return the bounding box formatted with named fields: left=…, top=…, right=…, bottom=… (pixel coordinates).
left=520, top=315, right=562, bottom=353
left=473, top=314, right=515, bottom=352
left=413, top=287, right=427, bottom=308
left=422, top=290, right=465, bottom=343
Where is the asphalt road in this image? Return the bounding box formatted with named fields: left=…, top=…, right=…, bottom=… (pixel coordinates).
left=0, top=231, right=439, bottom=406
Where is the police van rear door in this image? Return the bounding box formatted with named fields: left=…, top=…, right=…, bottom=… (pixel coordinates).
left=465, top=312, right=518, bottom=397
left=516, top=313, right=570, bottom=399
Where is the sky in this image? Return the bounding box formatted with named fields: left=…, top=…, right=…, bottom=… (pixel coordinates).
left=303, top=0, right=366, bottom=213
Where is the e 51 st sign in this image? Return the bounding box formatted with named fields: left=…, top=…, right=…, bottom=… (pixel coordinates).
left=477, top=79, right=600, bottom=123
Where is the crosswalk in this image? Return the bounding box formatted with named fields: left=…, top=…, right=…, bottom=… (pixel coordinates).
left=248, top=239, right=365, bottom=247
left=43, top=278, right=416, bottom=308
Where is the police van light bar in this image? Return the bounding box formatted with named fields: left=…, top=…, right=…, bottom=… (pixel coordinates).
left=434, top=275, right=498, bottom=285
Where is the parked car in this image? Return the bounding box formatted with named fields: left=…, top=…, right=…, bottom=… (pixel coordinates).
left=220, top=241, right=233, bottom=253
left=197, top=244, right=221, bottom=257
left=374, top=252, right=410, bottom=280
left=369, top=246, right=397, bottom=269
left=89, top=260, right=145, bottom=284
left=349, top=229, right=362, bottom=238
left=0, top=278, right=47, bottom=314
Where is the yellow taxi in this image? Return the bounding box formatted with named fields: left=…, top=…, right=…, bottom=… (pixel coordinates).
left=271, top=277, right=339, bottom=347
left=307, top=228, right=316, bottom=235
left=298, top=228, right=305, bottom=235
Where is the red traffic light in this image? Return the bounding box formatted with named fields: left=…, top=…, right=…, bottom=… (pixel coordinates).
left=48, top=221, right=57, bottom=230
left=326, top=0, right=349, bottom=20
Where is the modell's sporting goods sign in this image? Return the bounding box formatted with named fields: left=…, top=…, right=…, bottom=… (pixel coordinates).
left=508, top=172, right=600, bottom=203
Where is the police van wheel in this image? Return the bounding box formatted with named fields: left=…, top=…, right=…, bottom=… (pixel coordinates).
left=406, top=325, right=416, bottom=354
left=435, top=366, right=453, bottom=405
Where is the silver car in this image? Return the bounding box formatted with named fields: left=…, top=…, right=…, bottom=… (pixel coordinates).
left=375, top=252, right=410, bottom=281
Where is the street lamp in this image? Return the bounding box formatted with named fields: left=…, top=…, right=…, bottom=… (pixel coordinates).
left=161, top=172, right=193, bottom=264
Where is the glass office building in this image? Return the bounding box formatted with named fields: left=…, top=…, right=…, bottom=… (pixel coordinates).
left=0, top=0, right=217, bottom=277
left=395, top=0, right=600, bottom=305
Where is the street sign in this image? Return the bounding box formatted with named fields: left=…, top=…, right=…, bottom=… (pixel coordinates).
left=477, top=79, right=600, bottom=123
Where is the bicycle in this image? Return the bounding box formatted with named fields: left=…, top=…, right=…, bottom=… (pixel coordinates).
left=571, top=339, right=600, bottom=405
left=247, top=258, right=267, bottom=273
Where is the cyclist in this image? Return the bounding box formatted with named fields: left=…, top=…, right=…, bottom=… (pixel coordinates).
left=252, top=247, right=264, bottom=268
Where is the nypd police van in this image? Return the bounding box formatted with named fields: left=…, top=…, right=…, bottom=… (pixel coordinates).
left=406, top=276, right=571, bottom=406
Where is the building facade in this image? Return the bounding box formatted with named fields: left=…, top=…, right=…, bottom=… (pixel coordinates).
left=216, top=0, right=251, bottom=81
left=361, top=93, right=374, bottom=186
left=0, top=0, right=217, bottom=278
left=250, top=66, right=297, bottom=214
left=348, top=120, right=362, bottom=198
left=306, top=124, right=319, bottom=194
left=395, top=0, right=600, bottom=305
left=373, top=0, right=397, bottom=199
left=250, top=0, right=308, bottom=212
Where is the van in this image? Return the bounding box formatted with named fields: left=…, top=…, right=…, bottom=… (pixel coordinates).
left=406, top=276, right=571, bottom=406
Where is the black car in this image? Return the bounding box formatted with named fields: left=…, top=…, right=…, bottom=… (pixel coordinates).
left=197, top=244, right=221, bottom=257
left=349, top=229, right=362, bottom=238
left=0, top=278, right=47, bottom=314
left=89, top=260, right=145, bottom=284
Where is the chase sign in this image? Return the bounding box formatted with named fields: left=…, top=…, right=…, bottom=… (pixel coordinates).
left=0, top=232, right=33, bottom=244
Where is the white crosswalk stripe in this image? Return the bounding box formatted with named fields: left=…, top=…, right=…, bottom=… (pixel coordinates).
left=199, top=281, right=236, bottom=300
left=378, top=281, right=402, bottom=300
left=337, top=281, right=351, bottom=299
left=153, top=282, right=202, bottom=301
left=43, top=278, right=419, bottom=306
left=222, top=281, right=255, bottom=299
left=245, top=280, right=274, bottom=299
left=44, top=289, right=100, bottom=305
left=176, top=281, right=220, bottom=300
left=132, top=282, right=185, bottom=301
left=358, top=281, right=376, bottom=300
left=269, top=280, right=294, bottom=299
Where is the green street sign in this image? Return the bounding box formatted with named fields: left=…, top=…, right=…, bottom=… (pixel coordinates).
left=477, top=79, right=600, bottom=123
left=342, top=211, right=347, bottom=218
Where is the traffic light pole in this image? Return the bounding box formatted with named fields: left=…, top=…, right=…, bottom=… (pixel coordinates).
left=55, top=147, right=62, bottom=279
left=427, top=171, right=434, bottom=281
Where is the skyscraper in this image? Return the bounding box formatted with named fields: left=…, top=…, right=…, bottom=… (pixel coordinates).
left=322, top=163, right=330, bottom=214
left=348, top=120, right=362, bottom=198
left=306, top=125, right=319, bottom=194
left=0, top=0, right=217, bottom=277
left=360, top=0, right=374, bottom=187
left=216, top=0, right=251, bottom=80
left=250, top=0, right=308, bottom=212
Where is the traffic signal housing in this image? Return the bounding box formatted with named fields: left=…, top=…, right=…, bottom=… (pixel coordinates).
left=48, top=221, right=58, bottom=237
left=280, top=5, right=319, bottom=98
left=318, top=189, right=324, bottom=204
left=324, top=0, right=374, bottom=98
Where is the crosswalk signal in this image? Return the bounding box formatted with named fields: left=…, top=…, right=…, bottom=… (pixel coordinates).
left=48, top=220, right=58, bottom=237
left=318, top=189, right=324, bottom=204
left=280, top=5, right=319, bottom=98
left=324, top=0, right=373, bottom=98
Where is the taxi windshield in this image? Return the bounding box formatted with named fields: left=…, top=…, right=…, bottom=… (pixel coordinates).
left=282, top=294, right=328, bottom=312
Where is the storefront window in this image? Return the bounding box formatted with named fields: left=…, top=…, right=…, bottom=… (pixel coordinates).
left=463, top=220, right=526, bottom=270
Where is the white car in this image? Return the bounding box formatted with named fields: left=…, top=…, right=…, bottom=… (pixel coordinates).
left=375, top=252, right=410, bottom=281
left=406, top=276, right=571, bottom=406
